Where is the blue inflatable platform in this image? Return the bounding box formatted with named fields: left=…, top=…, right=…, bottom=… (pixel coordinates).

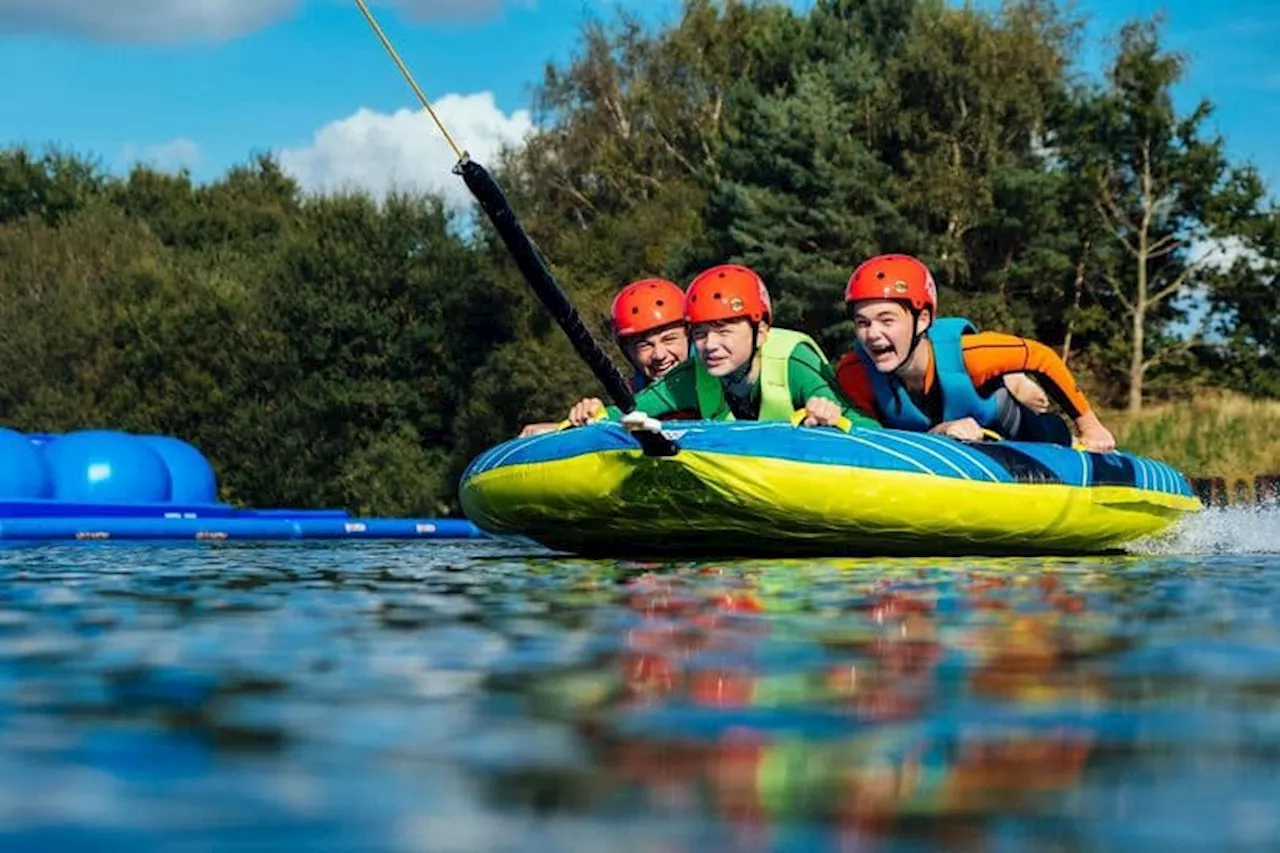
left=0, top=427, right=486, bottom=542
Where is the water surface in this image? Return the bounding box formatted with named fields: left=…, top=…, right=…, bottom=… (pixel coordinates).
left=0, top=507, right=1278, bottom=851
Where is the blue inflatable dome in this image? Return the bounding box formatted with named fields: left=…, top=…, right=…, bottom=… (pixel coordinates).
left=0, top=424, right=485, bottom=542
left=0, top=427, right=54, bottom=499
left=42, top=429, right=173, bottom=504
left=139, top=435, right=218, bottom=504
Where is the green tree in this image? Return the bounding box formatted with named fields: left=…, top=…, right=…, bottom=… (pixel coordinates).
left=1059, top=18, right=1268, bottom=411
left=0, top=200, right=161, bottom=428
left=1206, top=212, right=1280, bottom=397
left=687, top=69, right=918, bottom=351
left=0, top=146, right=105, bottom=226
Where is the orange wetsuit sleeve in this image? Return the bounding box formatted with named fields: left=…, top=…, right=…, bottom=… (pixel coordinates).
left=834, top=353, right=880, bottom=421
left=959, top=332, right=1091, bottom=419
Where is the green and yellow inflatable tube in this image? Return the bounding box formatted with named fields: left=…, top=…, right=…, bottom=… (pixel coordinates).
left=459, top=420, right=1200, bottom=557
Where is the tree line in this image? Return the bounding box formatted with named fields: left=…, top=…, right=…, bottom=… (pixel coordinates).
left=1, top=0, right=1276, bottom=515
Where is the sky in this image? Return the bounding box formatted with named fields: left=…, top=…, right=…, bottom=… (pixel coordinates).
left=0, top=0, right=1277, bottom=214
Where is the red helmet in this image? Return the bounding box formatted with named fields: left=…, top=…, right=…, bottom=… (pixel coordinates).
left=845, top=254, right=937, bottom=315
left=684, top=264, right=772, bottom=325
left=610, top=278, right=686, bottom=338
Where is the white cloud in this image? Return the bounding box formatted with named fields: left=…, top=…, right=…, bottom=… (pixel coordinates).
left=0, top=0, right=299, bottom=44
left=0, top=0, right=530, bottom=44
left=275, top=91, right=534, bottom=207
left=122, top=138, right=201, bottom=173
left=1188, top=234, right=1271, bottom=273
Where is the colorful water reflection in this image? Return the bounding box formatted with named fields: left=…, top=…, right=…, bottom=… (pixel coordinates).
left=560, top=559, right=1114, bottom=848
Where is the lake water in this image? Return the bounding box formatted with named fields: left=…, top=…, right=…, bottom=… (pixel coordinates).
left=0, top=506, right=1277, bottom=851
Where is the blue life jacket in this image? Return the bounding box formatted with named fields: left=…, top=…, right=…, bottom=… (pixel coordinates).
left=854, top=316, right=1006, bottom=431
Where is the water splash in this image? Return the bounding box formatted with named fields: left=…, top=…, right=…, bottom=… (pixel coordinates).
left=1128, top=503, right=1280, bottom=555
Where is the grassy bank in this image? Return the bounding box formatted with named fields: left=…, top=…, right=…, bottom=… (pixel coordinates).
left=1106, top=391, right=1280, bottom=481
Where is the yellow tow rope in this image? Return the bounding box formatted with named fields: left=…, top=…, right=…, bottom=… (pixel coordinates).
left=350, top=0, right=467, bottom=162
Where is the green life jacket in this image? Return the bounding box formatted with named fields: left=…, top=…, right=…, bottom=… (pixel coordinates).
left=693, top=327, right=824, bottom=421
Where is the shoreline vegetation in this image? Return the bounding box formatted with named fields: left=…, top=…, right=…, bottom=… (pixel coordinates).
left=2, top=0, right=1277, bottom=515
left=1107, top=391, right=1280, bottom=489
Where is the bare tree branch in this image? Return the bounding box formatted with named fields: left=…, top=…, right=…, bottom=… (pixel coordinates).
left=651, top=126, right=698, bottom=178
left=1150, top=247, right=1215, bottom=307
left=1141, top=331, right=1202, bottom=374
left=1096, top=198, right=1139, bottom=257
left=1098, top=171, right=1140, bottom=233
left=699, top=94, right=722, bottom=179
left=1138, top=139, right=1156, bottom=265
left=1061, top=238, right=1091, bottom=362
left=1140, top=139, right=1154, bottom=216
left=1101, top=268, right=1136, bottom=313
left=549, top=175, right=599, bottom=224
left=602, top=88, right=631, bottom=140
left=1147, top=232, right=1183, bottom=258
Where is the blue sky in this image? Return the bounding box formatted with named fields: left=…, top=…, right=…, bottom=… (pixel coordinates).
left=0, top=0, right=1276, bottom=202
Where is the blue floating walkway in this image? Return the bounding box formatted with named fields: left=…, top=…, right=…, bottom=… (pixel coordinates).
left=0, top=427, right=485, bottom=542
left=0, top=512, right=485, bottom=541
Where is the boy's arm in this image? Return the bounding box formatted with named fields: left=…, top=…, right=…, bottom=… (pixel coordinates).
left=789, top=347, right=881, bottom=429
left=959, top=330, right=1117, bottom=450
left=602, top=361, right=698, bottom=420
left=961, top=332, right=1092, bottom=418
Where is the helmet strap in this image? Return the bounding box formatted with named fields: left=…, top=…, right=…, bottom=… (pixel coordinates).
left=896, top=307, right=931, bottom=374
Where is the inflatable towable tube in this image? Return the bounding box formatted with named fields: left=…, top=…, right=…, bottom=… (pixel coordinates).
left=459, top=420, right=1201, bottom=557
